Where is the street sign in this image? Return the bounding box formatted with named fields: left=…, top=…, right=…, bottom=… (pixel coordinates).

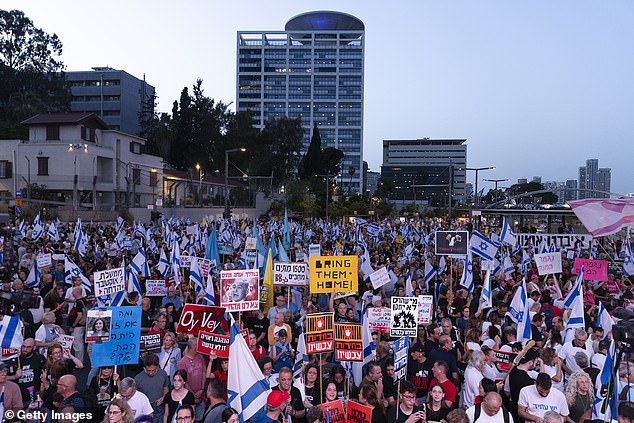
left=15, top=206, right=22, bottom=215
left=15, top=192, right=22, bottom=199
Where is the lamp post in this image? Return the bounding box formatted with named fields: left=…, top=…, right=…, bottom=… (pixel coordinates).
left=195, top=164, right=202, bottom=206
left=24, top=156, right=30, bottom=207
left=224, top=148, right=246, bottom=217
left=69, top=143, right=88, bottom=211
left=465, top=166, right=495, bottom=207
left=151, top=168, right=157, bottom=207
left=315, top=173, right=337, bottom=221
left=483, top=178, right=510, bottom=206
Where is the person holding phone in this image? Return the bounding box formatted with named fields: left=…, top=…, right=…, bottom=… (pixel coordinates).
left=386, top=380, right=426, bottom=423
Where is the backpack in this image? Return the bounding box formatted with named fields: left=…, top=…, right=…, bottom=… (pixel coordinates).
left=473, top=403, right=510, bottom=423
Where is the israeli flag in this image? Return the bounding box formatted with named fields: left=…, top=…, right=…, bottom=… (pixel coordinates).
left=515, top=280, right=532, bottom=342
left=506, top=279, right=527, bottom=324
left=424, top=260, right=436, bottom=285
left=0, top=315, right=24, bottom=353
left=128, top=269, right=142, bottom=295
left=171, top=241, right=181, bottom=278
left=437, top=256, right=446, bottom=277
left=116, top=216, right=125, bottom=233
left=189, top=257, right=204, bottom=296
left=469, top=230, right=497, bottom=261
left=130, top=249, right=150, bottom=278
left=227, top=318, right=270, bottom=422
left=204, top=271, right=216, bottom=305
left=25, top=259, right=40, bottom=288
left=157, top=248, right=170, bottom=277
left=623, top=242, right=634, bottom=277
left=596, top=301, right=614, bottom=334
left=593, top=340, right=616, bottom=420
left=499, top=217, right=517, bottom=246
left=481, top=269, right=493, bottom=309
left=403, top=243, right=415, bottom=259
left=64, top=256, right=92, bottom=292
left=32, top=213, right=44, bottom=241
left=46, top=223, right=60, bottom=242
left=459, top=252, right=474, bottom=293
left=563, top=269, right=583, bottom=308
left=366, top=224, right=381, bottom=239
left=566, top=283, right=585, bottom=331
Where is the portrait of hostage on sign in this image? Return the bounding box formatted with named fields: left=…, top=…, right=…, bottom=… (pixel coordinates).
left=85, top=309, right=112, bottom=343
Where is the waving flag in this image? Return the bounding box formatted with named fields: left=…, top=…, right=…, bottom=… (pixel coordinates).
left=424, top=260, right=436, bottom=285
left=128, top=269, right=141, bottom=295
left=624, top=242, right=634, bottom=277
left=116, top=216, right=125, bottom=233
left=0, top=315, right=24, bottom=354
left=566, top=282, right=585, bottom=332
left=459, top=252, right=474, bottom=293
left=512, top=280, right=532, bottom=342
left=205, top=224, right=221, bottom=269
left=190, top=257, right=204, bottom=296
left=277, top=239, right=290, bottom=262
left=593, top=340, right=616, bottom=420
left=568, top=198, right=634, bottom=237
left=506, top=279, right=527, bottom=324
left=46, top=223, right=60, bottom=242
left=564, top=269, right=583, bottom=308
left=130, top=249, right=150, bottom=277
left=481, top=269, right=493, bottom=309
left=366, top=224, right=381, bottom=239
left=204, top=271, right=216, bottom=305
left=171, top=241, right=181, bottom=278
left=157, top=248, right=170, bottom=277
left=32, top=213, right=44, bottom=241
left=500, top=217, right=517, bottom=246
left=596, top=302, right=614, bottom=334
left=64, top=256, right=92, bottom=292
left=227, top=318, right=270, bottom=421
left=25, top=259, right=40, bottom=288
left=469, top=231, right=497, bottom=261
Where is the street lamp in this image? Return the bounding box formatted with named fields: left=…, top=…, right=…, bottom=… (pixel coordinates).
left=315, top=173, right=337, bottom=221
left=151, top=168, right=157, bottom=207
left=195, top=163, right=202, bottom=206
left=68, top=143, right=88, bottom=211
left=224, top=148, right=246, bottom=217
left=464, top=166, right=495, bottom=207
left=483, top=178, right=510, bottom=206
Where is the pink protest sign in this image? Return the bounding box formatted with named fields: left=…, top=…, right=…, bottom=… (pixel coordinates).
left=573, top=258, right=608, bottom=281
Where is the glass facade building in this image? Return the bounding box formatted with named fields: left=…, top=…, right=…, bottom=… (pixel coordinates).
left=236, top=11, right=364, bottom=192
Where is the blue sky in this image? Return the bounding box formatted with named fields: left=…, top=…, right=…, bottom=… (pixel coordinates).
left=5, top=0, right=633, bottom=196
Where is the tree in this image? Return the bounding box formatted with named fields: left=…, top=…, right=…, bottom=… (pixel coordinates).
left=299, top=123, right=323, bottom=179
left=259, top=117, right=304, bottom=185
left=0, top=9, right=69, bottom=137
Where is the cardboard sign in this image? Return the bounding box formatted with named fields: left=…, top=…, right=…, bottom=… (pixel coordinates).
left=417, top=295, right=433, bottom=325
left=534, top=252, right=563, bottom=275
left=305, top=313, right=334, bottom=354
left=93, top=267, right=125, bottom=297
left=37, top=253, right=52, bottom=269
left=145, top=279, right=168, bottom=296
left=516, top=233, right=592, bottom=250
left=435, top=231, right=469, bottom=256
left=346, top=401, right=372, bottom=423
left=58, top=335, right=74, bottom=357
left=320, top=400, right=345, bottom=423
left=367, top=307, right=390, bottom=333
left=140, top=333, right=162, bottom=352
left=573, top=258, right=608, bottom=281
left=85, top=309, right=112, bottom=343
left=309, top=256, right=358, bottom=293
left=494, top=349, right=517, bottom=372
left=273, top=262, right=309, bottom=285
left=92, top=306, right=142, bottom=367
left=369, top=267, right=391, bottom=290
left=481, top=260, right=494, bottom=271
left=334, top=323, right=363, bottom=361
left=390, top=297, right=419, bottom=338
left=393, top=336, right=409, bottom=383
left=309, top=244, right=321, bottom=257
left=176, top=304, right=226, bottom=334
left=220, top=269, right=260, bottom=312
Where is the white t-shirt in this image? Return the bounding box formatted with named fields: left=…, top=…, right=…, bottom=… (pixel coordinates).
left=558, top=341, right=592, bottom=375
left=466, top=404, right=515, bottom=423
left=127, top=390, right=153, bottom=419
left=518, top=385, right=569, bottom=418
left=483, top=363, right=504, bottom=381
left=592, top=352, right=606, bottom=370
left=542, top=363, right=563, bottom=391
left=460, top=366, right=483, bottom=409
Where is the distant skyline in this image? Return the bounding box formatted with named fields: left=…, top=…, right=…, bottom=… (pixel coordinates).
left=4, top=0, right=633, bottom=195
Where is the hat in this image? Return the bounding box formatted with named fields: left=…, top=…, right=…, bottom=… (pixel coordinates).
left=267, top=390, right=291, bottom=409
left=410, top=343, right=424, bottom=353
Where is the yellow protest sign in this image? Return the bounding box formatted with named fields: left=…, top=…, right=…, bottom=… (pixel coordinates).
left=308, top=255, right=358, bottom=293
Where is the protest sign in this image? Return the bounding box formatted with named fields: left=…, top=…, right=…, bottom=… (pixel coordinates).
left=220, top=269, right=260, bottom=312
left=481, top=260, right=493, bottom=271
left=92, top=306, right=141, bottom=366
left=369, top=267, right=390, bottom=290
left=534, top=252, right=563, bottom=275
left=52, top=253, right=66, bottom=261
left=58, top=335, right=74, bottom=357
left=309, top=244, right=321, bottom=257
left=198, top=258, right=213, bottom=278
left=516, top=233, right=592, bottom=250
left=145, top=279, right=168, bottom=296
left=367, top=307, right=390, bottom=333
left=197, top=330, right=248, bottom=358
left=93, top=267, right=125, bottom=297
left=245, top=237, right=257, bottom=250
left=140, top=333, right=162, bottom=352
left=390, top=297, right=419, bottom=338
left=435, top=231, right=469, bottom=256
left=176, top=304, right=226, bottom=334
left=393, top=336, right=409, bottom=383
left=493, top=349, right=517, bottom=373
left=417, top=295, right=433, bottom=325
left=309, top=256, right=358, bottom=293
left=567, top=250, right=575, bottom=259
left=186, top=225, right=197, bottom=236
left=37, top=253, right=52, bottom=269
left=179, top=255, right=193, bottom=269
left=346, top=401, right=372, bottom=423
left=305, top=313, right=334, bottom=354
left=85, top=309, right=112, bottom=343
left=218, top=243, right=233, bottom=255
left=122, top=237, right=132, bottom=249
left=320, top=400, right=345, bottom=423
left=573, top=258, right=608, bottom=281
left=334, top=323, right=362, bottom=361
left=273, top=262, right=309, bottom=285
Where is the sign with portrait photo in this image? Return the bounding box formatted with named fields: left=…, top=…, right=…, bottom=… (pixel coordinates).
left=85, top=309, right=112, bottom=343
left=220, top=269, right=260, bottom=312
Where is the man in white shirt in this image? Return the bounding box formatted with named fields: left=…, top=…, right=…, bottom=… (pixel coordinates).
left=119, top=377, right=153, bottom=419
left=518, top=373, right=570, bottom=423
left=466, top=392, right=514, bottom=423
left=558, top=328, right=592, bottom=377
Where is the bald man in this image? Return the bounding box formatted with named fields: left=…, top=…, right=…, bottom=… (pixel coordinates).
left=466, top=392, right=514, bottom=423
left=57, top=374, right=85, bottom=412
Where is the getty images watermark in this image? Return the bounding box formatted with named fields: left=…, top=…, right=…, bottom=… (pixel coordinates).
left=5, top=409, right=93, bottom=422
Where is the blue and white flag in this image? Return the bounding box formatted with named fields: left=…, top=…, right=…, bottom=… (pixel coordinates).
left=64, top=256, right=92, bottom=292
left=355, top=217, right=368, bottom=227
left=204, top=271, right=216, bottom=305
left=190, top=257, right=204, bottom=296
left=25, top=259, right=40, bottom=288
left=130, top=249, right=150, bottom=278
left=46, top=223, right=60, bottom=242
left=596, top=301, right=614, bottom=334
left=227, top=318, right=270, bottom=422
left=563, top=269, right=583, bottom=308
left=481, top=269, right=493, bottom=309
left=366, top=224, right=381, bottom=239
left=32, top=213, right=44, bottom=241
left=623, top=242, right=634, bottom=277
left=514, top=280, right=532, bottom=342
left=589, top=241, right=598, bottom=260
left=403, top=243, right=415, bottom=259
left=424, top=260, right=436, bottom=285
left=157, top=248, right=170, bottom=277
left=566, top=283, right=585, bottom=332
left=0, top=315, right=24, bottom=353
left=459, top=252, right=474, bottom=293
left=469, top=230, right=497, bottom=261
left=128, top=269, right=141, bottom=295
left=506, top=279, right=527, bottom=324
left=593, top=340, right=616, bottom=420
left=171, top=241, right=181, bottom=278
left=359, top=248, right=373, bottom=281
left=116, top=216, right=125, bottom=233
left=437, top=256, right=446, bottom=277
left=405, top=271, right=414, bottom=296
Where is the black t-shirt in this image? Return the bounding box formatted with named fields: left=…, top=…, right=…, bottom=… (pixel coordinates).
left=371, top=408, right=388, bottom=423
left=304, top=384, right=321, bottom=407
left=509, top=368, right=534, bottom=406
left=141, top=309, right=153, bottom=330
left=18, top=352, right=45, bottom=403
left=88, top=375, right=118, bottom=421
left=68, top=299, right=85, bottom=327
left=407, top=358, right=430, bottom=397
left=246, top=314, right=270, bottom=349
left=164, top=390, right=195, bottom=423
left=273, top=386, right=305, bottom=423
left=386, top=404, right=424, bottom=423
left=426, top=405, right=450, bottom=423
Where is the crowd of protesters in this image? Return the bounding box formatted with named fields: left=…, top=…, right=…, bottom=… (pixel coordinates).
left=0, top=214, right=633, bottom=423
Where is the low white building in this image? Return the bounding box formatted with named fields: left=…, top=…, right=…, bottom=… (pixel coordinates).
left=0, top=113, right=163, bottom=211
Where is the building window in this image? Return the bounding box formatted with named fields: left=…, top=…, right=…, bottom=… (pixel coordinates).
left=0, top=161, right=12, bottom=178
left=132, top=168, right=141, bottom=185
left=46, top=126, right=59, bottom=140
left=129, top=142, right=141, bottom=154
left=37, top=157, right=49, bottom=176
left=150, top=171, right=158, bottom=187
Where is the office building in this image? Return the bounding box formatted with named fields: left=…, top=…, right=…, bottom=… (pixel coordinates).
left=564, top=179, right=578, bottom=201
left=578, top=166, right=587, bottom=199
left=517, top=178, right=528, bottom=185
left=380, top=138, right=467, bottom=208
left=598, top=168, right=611, bottom=197
left=236, top=11, right=364, bottom=192
left=66, top=67, right=155, bottom=136
left=578, top=158, right=610, bottom=199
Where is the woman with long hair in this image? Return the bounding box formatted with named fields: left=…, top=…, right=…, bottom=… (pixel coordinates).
left=158, top=332, right=182, bottom=386
left=537, top=347, right=563, bottom=391
left=323, top=382, right=338, bottom=403
left=426, top=383, right=450, bottom=423
left=303, top=363, right=322, bottom=408
left=359, top=384, right=387, bottom=423
left=163, top=369, right=195, bottom=423
left=565, top=371, right=594, bottom=423
left=221, top=407, right=239, bottom=423
left=103, top=397, right=134, bottom=423
left=43, top=285, right=66, bottom=325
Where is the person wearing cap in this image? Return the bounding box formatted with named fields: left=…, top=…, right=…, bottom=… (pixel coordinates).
left=0, top=361, right=23, bottom=413
left=507, top=349, right=539, bottom=419
left=407, top=342, right=429, bottom=401
left=256, top=390, right=291, bottom=423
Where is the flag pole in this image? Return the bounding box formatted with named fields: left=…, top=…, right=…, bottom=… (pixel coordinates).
left=396, top=380, right=401, bottom=422
left=319, top=353, right=323, bottom=400
left=448, top=257, right=454, bottom=314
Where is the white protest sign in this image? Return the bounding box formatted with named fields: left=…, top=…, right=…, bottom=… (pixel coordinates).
left=58, top=334, right=74, bottom=357
left=145, top=279, right=168, bottom=296
left=309, top=244, right=321, bottom=257
left=417, top=295, right=433, bottom=325
left=93, top=267, right=125, bottom=297
left=273, top=262, right=309, bottom=285
left=179, top=255, right=193, bottom=269
left=52, top=253, right=66, bottom=261
left=245, top=237, right=257, bottom=250
left=367, top=307, right=390, bottom=333
left=186, top=225, right=197, bottom=236
left=481, top=260, right=493, bottom=271
left=369, top=267, right=391, bottom=289
left=37, top=253, right=52, bottom=269
left=567, top=250, right=575, bottom=259
left=534, top=252, right=563, bottom=275
left=390, top=297, right=419, bottom=338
